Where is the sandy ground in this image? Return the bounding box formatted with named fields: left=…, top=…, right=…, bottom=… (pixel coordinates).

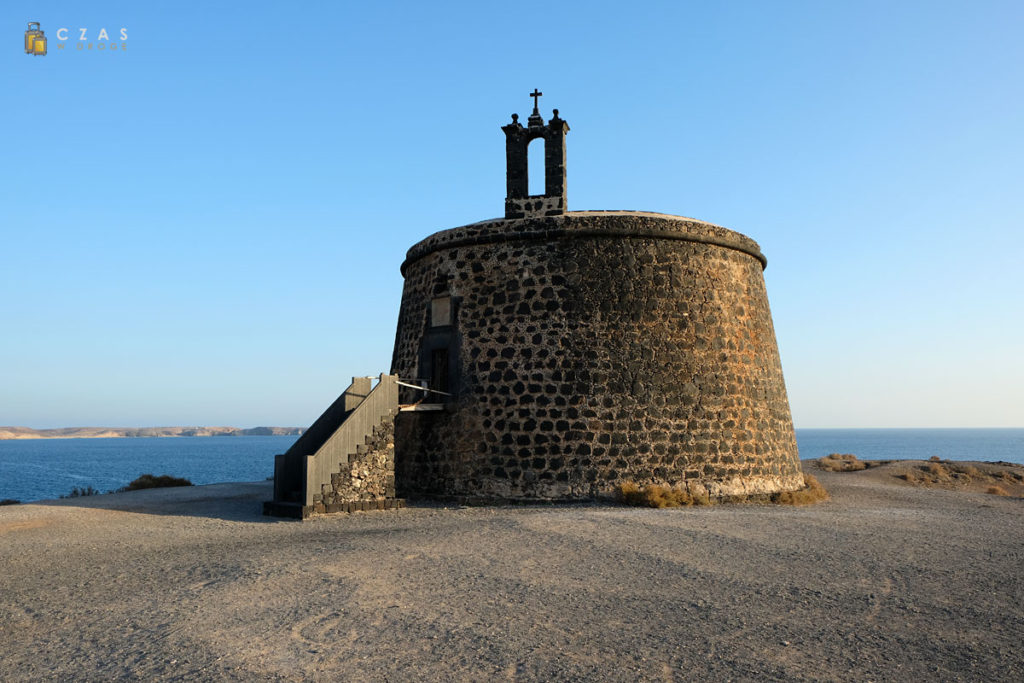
left=1, top=464, right=1022, bottom=682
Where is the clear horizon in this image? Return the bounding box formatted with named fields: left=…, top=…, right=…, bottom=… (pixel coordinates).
left=4, top=1, right=1022, bottom=429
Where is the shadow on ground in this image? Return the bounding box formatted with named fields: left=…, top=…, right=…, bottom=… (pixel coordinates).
left=28, top=481, right=462, bottom=523
left=33, top=481, right=289, bottom=523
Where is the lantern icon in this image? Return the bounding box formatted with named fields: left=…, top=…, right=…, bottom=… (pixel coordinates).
left=25, top=22, right=46, bottom=56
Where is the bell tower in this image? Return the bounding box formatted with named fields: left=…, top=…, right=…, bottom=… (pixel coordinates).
left=501, top=90, right=569, bottom=219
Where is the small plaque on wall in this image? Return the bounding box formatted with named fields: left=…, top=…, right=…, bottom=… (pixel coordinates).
left=431, top=297, right=452, bottom=327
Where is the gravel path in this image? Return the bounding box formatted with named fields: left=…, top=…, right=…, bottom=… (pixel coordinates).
left=1, top=467, right=1022, bottom=681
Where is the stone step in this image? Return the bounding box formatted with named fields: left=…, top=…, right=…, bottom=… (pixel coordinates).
left=314, top=498, right=406, bottom=515
left=262, top=500, right=312, bottom=519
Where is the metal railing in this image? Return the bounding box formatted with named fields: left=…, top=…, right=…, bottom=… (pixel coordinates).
left=395, top=379, right=452, bottom=397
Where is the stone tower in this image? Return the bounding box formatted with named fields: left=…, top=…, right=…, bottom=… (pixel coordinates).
left=389, top=93, right=803, bottom=501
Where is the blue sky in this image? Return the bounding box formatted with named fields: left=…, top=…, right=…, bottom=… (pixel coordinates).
left=2, top=1, right=1021, bottom=428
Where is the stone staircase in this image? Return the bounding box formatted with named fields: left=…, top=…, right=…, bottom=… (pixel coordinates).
left=263, top=374, right=402, bottom=519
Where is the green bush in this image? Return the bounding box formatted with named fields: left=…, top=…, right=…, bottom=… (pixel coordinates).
left=60, top=485, right=101, bottom=498
left=118, top=474, right=193, bottom=492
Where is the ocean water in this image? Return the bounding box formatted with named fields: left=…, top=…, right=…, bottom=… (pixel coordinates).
left=795, top=428, right=1024, bottom=465
left=0, top=435, right=299, bottom=503
left=1, top=429, right=1021, bottom=504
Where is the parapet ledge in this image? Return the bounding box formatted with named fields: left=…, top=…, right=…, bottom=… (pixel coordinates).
left=401, top=211, right=767, bottom=274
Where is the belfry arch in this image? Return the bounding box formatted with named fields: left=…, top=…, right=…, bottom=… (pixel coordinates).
left=501, top=89, right=569, bottom=219
left=527, top=138, right=545, bottom=196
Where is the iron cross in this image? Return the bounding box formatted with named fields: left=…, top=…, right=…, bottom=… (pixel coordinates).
left=530, top=89, right=543, bottom=110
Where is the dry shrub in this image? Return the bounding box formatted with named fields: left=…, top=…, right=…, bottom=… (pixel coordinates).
left=616, top=481, right=643, bottom=505
left=950, top=464, right=981, bottom=478
left=899, top=462, right=953, bottom=486
left=616, top=474, right=828, bottom=508
left=825, top=453, right=857, bottom=461
left=929, top=455, right=942, bottom=462
left=819, top=458, right=860, bottom=471
left=987, top=485, right=1009, bottom=496
left=819, top=453, right=866, bottom=472
left=640, top=484, right=672, bottom=508
left=771, top=474, right=829, bottom=506
left=614, top=482, right=698, bottom=508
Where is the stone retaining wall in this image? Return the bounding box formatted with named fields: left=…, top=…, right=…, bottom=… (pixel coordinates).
left=310, top=417, right=404, bottom=515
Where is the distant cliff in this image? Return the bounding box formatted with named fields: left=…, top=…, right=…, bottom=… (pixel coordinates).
left=0, top=426, right=306, bottom=440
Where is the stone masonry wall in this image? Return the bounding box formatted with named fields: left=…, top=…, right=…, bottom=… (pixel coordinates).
left=310, top=417, right=403, bottom=514
left=505, top=195, right=564, bottom=219
left=390, top=211, right=802, bottom=501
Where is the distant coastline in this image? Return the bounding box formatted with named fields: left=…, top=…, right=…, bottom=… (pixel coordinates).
left=0, top=426, right=305, bottom=440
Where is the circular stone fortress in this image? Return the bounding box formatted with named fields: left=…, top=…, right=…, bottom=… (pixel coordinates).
left=389, top=93, right=802, bottom=502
